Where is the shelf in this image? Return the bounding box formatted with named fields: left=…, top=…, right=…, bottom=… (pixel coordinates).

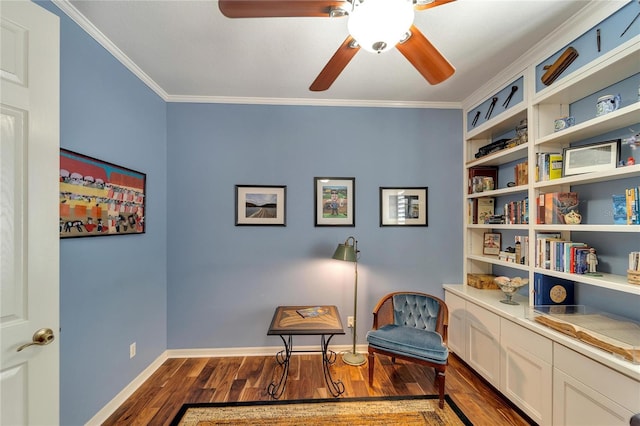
left=534, top=164, right=640, bottom=189
left=466, top=185, right=528, bottom=199
left=535, top=103, right=640, bottom=147
left=466, top=143, right=528, bottom=168
left=468, top=224, right=529, bottom=230
left=463, top=8, right=638, bottom=312
left=466, top=103, right=527, bottom=141
left=467, top=254, right=530, bottom=272
left=534, top=36, right=640, bottom=105
left=533, top=224, right=640, bottom=233
left=533, top=268, right=640, bottom=295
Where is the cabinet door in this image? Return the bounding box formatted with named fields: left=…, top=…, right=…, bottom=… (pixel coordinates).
left=501, top=320, right=552, bottom=425
left=553, top=368, right=633, bottom=426
left=444, top=291, right=466, bottom=359
left=466, top=302, right=500, bottom=386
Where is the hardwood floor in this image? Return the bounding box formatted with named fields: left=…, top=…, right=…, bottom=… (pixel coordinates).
left=102, top=353, right=534, bottom=425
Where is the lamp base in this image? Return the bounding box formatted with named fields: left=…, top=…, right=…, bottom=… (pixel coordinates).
left=342, top=351, right=366, bottom=366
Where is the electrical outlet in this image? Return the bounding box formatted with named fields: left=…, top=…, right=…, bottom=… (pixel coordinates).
left=130, top=342, right=136, bottom=359
left=347, top=316, right=354, bottom=328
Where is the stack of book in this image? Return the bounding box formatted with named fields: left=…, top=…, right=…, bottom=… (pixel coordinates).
left=468, top=197, right=495, bottom=224
left=612, top=186, right=639, bottom=224
left=536, top=152, right=563, bottom=181
left=537, top=191, right=579, bottom=224
left=503, top=198, right=529, bottom=224
left=535, top=232, right=592, bottom=274
left=514, top=161, right=528, bottom=186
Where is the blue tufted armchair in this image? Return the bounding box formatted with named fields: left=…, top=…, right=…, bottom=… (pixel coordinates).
left=366, top=292, right=449, bottom=408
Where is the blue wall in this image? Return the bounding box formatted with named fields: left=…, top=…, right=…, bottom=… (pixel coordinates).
left=166, top=104, right=463, bottom=349
left=39, top=1, right=462, bottom=424
left=37, top=2, right=168, bottom=424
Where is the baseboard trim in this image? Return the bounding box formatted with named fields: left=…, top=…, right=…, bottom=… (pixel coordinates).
left=85, top=344, right=368, bottom=425
left=84, top=351, right=169, bottom=425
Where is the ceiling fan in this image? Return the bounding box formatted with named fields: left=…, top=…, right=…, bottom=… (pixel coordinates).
left=218, top=0, right=456, bottom=91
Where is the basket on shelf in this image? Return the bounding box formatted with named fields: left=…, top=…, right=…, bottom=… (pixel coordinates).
left=628, top=270, right=640, bottom=285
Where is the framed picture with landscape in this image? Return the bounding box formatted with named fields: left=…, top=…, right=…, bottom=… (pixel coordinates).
left=235, top=185, right=286, bottom=226
left=314, top=177, right=355, bottom=226
left=379, top=187, right=428, bottom=226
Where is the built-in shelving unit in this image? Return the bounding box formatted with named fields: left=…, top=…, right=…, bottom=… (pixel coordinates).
left=453, top=3, right=640, bottom=424
left=463, top=15, right=640, bottom=303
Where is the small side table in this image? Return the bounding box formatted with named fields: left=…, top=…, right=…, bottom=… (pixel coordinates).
left=267, top=305, right=345, bottom=398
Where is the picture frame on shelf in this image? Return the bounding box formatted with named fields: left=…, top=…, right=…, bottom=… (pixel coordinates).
left=314, top=177, right=355, bottom=226
left=235, top=185, right=286, bottom=226
left=483, top=232, right=501, bottom=255
left=379, top=187, right=428, bottom=226
left=562, top=139, right=620, bottom=176
left=59, top=149, right=146, bottom=238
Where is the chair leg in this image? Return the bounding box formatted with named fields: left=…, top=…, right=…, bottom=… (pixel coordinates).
left=368, top=352, right=375, bottom=385
left=436, top=370, right=445, bottom=409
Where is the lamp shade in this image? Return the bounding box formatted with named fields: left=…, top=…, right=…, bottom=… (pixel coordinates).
left=332, top=242, right=357, bottom=262
left=347, top=0, right=414, bottom=53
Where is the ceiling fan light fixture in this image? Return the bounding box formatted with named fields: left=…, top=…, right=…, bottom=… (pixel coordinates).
left=347, top=0, right=415, bottom=54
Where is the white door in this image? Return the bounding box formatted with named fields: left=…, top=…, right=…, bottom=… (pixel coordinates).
left=1, top=1, right=60, bottom=425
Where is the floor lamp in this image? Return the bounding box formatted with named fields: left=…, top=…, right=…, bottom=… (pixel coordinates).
left=332, top=236, right=366, bottom=366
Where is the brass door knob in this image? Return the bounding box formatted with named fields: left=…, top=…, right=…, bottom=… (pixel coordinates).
left=16, top=328, right=55, bottom=352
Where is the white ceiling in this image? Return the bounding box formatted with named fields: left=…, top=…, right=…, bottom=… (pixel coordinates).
left=61, top=0, right=591, bottom=106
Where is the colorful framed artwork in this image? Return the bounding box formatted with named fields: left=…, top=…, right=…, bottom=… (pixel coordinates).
left=59, top=149, right=146, bottom=238
left=235, top=185, right=287, bottom=226
left=379, top=187, right=428, bottom=226
left=314, top=177, right=355, bottom=227
left=483, top=232, right=502, bottom=255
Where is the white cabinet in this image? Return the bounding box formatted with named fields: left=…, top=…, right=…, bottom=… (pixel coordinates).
left=466, top=302, right=501, bottom=387
left=553, top=344, right=638, bottom=426
left=444, top=291, right=466, bottom=358
left=501, top=319, right=552, bottom=425
left=444, top=286, right=640, bottom=426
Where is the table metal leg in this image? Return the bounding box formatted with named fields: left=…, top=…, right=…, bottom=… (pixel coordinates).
left=267, top=334, right=292, bottom=399
left=321, top=334, right=345, bottom=397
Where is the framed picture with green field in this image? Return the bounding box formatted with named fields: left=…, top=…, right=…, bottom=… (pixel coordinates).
left=314, top=177, right=355, bottom=226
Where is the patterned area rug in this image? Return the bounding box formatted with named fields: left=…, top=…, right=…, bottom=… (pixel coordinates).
left=170, top=395, right=473, bottom=426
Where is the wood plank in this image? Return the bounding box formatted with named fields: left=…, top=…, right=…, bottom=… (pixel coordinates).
left=102, top=353, right=533, bottom=426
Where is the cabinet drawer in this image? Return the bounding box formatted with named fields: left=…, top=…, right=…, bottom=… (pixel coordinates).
left=554, top=343, right=640, bottom=412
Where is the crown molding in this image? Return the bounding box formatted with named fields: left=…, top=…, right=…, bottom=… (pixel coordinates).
left=49, top=0, right=462, bottom=109
left=461, top=0, right=629, bottom=110
left=52, top=0, right=169, bottom=101
left=167, top=94, right=461, bottom=109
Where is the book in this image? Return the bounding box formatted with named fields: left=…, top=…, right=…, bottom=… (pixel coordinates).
left=563, top=242, right=586, bottom=272
left=296, top=306, right=329, bottom=318
left=574, top=247, right=590, bottom=274
left=612, top=194, right=627, bottom=225
left=514, top=235, right=529, bottom=265
left=535, top=232, right=561, bottom=268
left=476, top=197, right=495, bottom=224
left=514, top=161, right=528, bottom=186
left=544, top=191, right=579, bottom=224
left=549, top=154, right=563, bottom=179
left=533, top=273, right=575, bottom=305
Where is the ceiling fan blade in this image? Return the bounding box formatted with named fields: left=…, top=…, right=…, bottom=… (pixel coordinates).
left=415, top=0, right=456, bottom=11
left=219, top=0, right=345, bottom=18
left=310, top=36, right=360, bottom=91
left=396, top=25, right=455, bottom=85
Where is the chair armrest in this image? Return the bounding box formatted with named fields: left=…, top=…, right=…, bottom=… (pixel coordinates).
left=371, top=294, right=394, bottom=330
